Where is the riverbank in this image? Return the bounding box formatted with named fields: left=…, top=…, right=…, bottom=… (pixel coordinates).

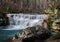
left=3, top=25, right=51, bottom=42
left=3, top=25, right=60, bottom=42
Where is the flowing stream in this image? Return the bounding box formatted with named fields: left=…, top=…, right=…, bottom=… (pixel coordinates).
left=0, top=13, right=48, bottom=42
left=3, top=13, right=48, bottom=30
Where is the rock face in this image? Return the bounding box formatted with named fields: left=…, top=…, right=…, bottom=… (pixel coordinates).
left=0, top=14, right=9, bottom=26
left=4, top=25, right=51, bottom=42
left=0, top=0, right=59, bottom=13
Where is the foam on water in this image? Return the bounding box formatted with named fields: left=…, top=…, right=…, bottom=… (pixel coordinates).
left=3, top=13, right=48, bottom=30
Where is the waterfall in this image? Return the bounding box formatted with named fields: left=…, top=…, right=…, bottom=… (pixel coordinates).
left=3, top=13, right=48, bottom=30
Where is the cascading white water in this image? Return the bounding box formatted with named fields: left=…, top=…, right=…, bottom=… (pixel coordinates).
left=3, top=13, right=48, bottom=30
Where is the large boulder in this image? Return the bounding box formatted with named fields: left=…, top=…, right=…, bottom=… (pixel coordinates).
left=0, top=14, right=9, bottom=26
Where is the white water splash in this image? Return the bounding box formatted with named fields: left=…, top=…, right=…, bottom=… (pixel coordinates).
left=3, top=13, right=48, bottom=30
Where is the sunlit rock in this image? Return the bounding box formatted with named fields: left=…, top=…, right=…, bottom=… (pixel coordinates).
left=52, top=19, right=60, bottom=29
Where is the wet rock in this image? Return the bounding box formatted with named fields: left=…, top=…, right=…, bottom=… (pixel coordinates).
left=4, top=25, right=51, bottom=42
left=47, top=39, right=60, bottom=42
left=0, top=14, right=9, bottom=26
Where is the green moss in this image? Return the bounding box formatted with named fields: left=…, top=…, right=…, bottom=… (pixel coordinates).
left=48, top=18, right=54, bottom=28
